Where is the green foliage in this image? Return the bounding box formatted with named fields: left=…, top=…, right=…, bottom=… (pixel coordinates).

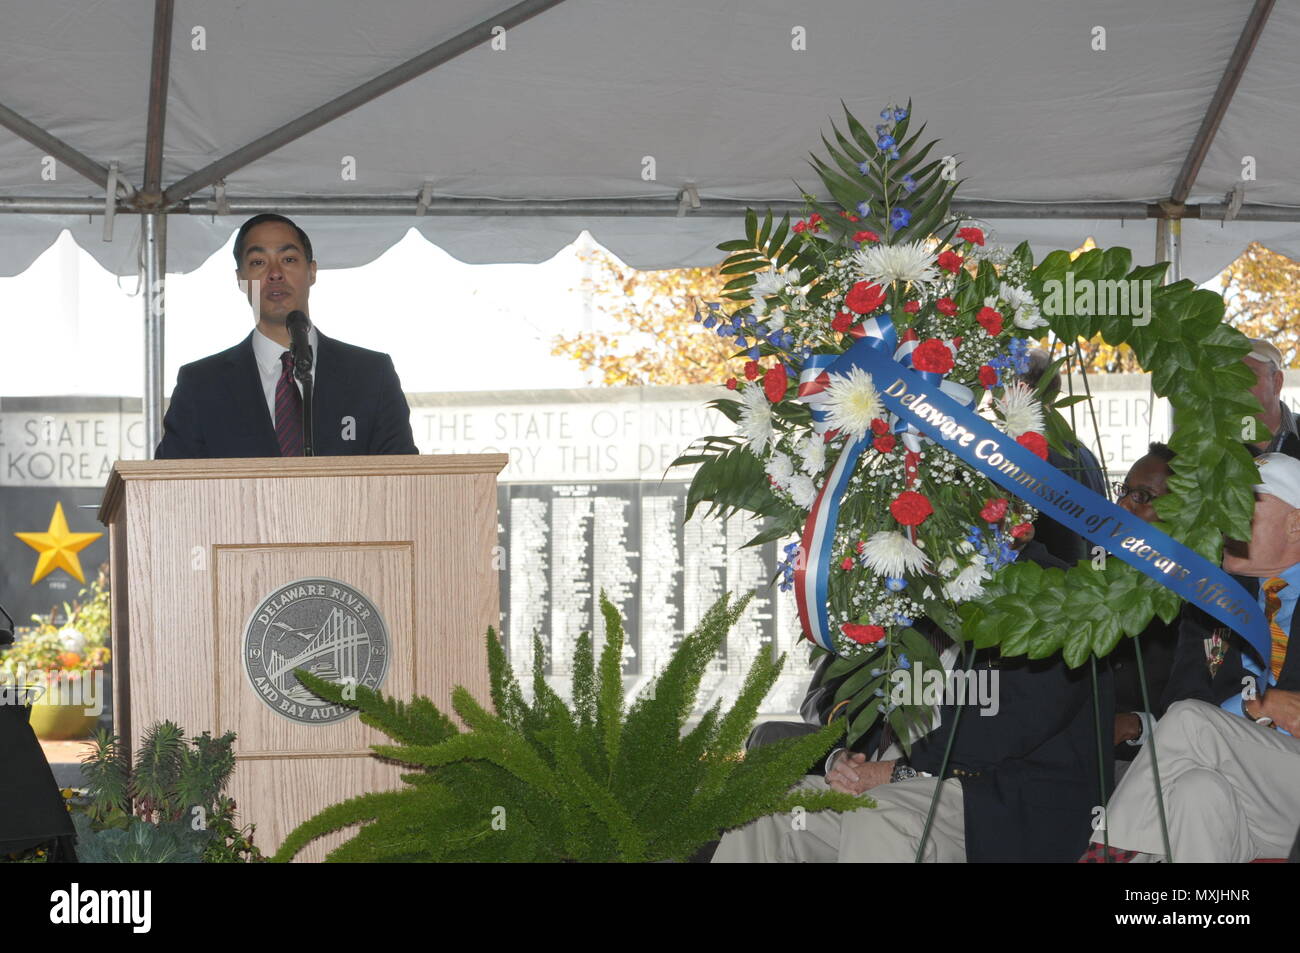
left=71, top=812, right=208, bottom=864
left=1, top=565, right=111, bottom=676
left=78, top=721, right=261, bottom=862
left=958, top=250, right=1260, bottom=665
left=275, top=593, right=863, bottom=862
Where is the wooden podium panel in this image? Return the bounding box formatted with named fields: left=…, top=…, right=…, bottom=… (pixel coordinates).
left=100, top=455, right=507, bottom=861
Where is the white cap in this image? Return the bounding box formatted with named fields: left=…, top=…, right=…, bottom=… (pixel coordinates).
left=1254, top=453, right=1300, bottom=508
left=1247, top=338, right=1284, bottom=372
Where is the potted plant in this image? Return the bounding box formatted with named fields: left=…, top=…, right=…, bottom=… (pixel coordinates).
left=275, top=593, right=860, bottom=863
left=74, top=721, right=263, bottom=863
left=1, top=567, right=111, bottom=740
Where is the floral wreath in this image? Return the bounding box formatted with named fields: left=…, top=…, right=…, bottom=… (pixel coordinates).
left=676, top=103, right=1260, bottom=743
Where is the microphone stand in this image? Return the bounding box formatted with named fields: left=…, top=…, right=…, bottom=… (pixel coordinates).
left=294, top=348, right=315, bottom=457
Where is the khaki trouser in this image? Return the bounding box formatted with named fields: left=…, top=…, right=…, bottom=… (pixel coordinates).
left=1093, top=699, right=1300, bottom=862
left=712, top=775, right=965, bottom=863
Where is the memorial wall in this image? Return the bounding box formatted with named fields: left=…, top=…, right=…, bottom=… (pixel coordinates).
left=0, top=375, right=1269, bottom=721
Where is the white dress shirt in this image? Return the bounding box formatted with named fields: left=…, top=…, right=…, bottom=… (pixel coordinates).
left=251, top=324, right=319, bottom=424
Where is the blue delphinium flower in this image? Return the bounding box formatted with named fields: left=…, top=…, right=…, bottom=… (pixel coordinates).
left=902, top=174, right=917, bottom=193
left=858, top=160, right=871, bottom=175
left=748, top=345, right=760, bottom=360
left=885, top=577, right=907, bottom=592
left=893, top=107, right=908, bottom=121
left=895, top=615, right=913, bottom=627
left=877, top=134, right=896, bottom=151
left=857, top=201, right=870, bottom=218
left=897, top=653, right=912, bottom=670
left=890, top=207, right=911, bottom=229
left=703, top=315, right=717, bottom=329
left=880, top=108, right=893, bottom=120
left=1007, top=337, right=1031, bottom=374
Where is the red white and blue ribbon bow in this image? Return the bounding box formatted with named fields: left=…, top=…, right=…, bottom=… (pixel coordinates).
left=792, top=313, right=973, bottom=651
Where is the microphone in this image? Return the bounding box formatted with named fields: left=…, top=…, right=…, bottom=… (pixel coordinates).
left=286, top=310, right=313, bottom=377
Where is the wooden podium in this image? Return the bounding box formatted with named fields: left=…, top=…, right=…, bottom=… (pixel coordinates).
left=98, top=454, right=507, bottom=861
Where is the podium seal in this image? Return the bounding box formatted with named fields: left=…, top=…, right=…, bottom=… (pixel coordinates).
left=242, top=578, right=390, bottom=725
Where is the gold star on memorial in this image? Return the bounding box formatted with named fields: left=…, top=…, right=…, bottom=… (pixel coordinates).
left=14, top=501, right=102, bottom=584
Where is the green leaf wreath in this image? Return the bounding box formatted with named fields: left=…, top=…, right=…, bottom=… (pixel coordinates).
left=675, top=101, right=1261, bottom=743
left=272, top=593, right=861, bottom=863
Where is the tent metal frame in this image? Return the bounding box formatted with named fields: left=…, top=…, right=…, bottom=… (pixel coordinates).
left=0, top=0, right=1288, bottom=452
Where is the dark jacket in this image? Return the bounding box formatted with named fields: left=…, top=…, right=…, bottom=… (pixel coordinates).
left=801, top=540, right=1113, bottom=862
left=156, top=331, right=418, bottom=459
left=1161, top=574, right=1300, bottom=711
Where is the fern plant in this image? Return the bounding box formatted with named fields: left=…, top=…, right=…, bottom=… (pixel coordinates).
left=274, top=592, right=862, bottom=862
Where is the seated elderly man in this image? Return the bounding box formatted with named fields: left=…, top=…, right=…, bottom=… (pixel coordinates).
left=1086, top=452, right=1300, bottom=862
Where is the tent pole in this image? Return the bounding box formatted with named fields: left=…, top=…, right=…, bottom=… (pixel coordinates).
left=143, top=212, right=166, bottom=458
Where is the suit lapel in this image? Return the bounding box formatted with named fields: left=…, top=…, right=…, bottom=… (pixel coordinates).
left=312, top=331, right=351, bottom=454
left=224, top=333, right=279, bottom=456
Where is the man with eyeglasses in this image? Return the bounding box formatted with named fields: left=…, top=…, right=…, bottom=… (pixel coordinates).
left=1085, top=452, right=1300, bottom=862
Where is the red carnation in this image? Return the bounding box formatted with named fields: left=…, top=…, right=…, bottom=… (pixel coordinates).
left=976, top=307, right=1003, bottom=337
left=890, top=490, right=933, bottom=526
left=792, top=220, right=808, bottom=233
left=870, top=418, right=890, bottom=435
left=808, top=213, right=823, bottom=231
left=855, top=540, right=867, bottom=553
left=980, top=498, right=1009, bottom=522
left=831, top=310, right=854, bottom=333
left=845, top=281, right=887, bottom=314
left=978, top=365, right=998, bottom=388
left=937, top=250, right=964, bottom=273
left=935, top=297, right=958, bottom=316
left=903, top=300, right=920, bottom=314
left=839, top=210, right=860, bottom=222
left=873, top=434, right=897, bottom=453
left=853, top=230, right=880, bottom=244
left=840, top=556, right=855, bottom=571
left=1010, top=522, right=1034, bottom=540
left=842, top=623, right=887, bottom=644
left=743, top=360, right=761, bottom=381
left=911, top=338, right=954, bottom=374
left=1017, top=432, right=1049, bottom=459
left=725, top=378, right=738, bottom=390
left=957, top=227, right=985, bottom=246
left=763, top=364, right=788, bottom=403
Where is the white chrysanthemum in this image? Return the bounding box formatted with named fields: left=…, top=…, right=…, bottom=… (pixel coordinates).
left=852, top=241, right=939, bottom=291
left=944, top=556, right=989, bottom=601
left=765, top=452, right=794, bottom=484
left=994, top=382, right=1044, bottom=438
left=1013, top=305, right=1048, bottom=330
left=738, top=384, right=775, bottom=454
left=766, top=307, right=786, bottom=331
left=781, top=267, right=802, bottom=290
left=751, top=270, right=787, bottom=299
left=787, top=474, right=817, bottom=508
left=820, top=365, right=884, bottom=441
left=936, top=557, right=958, bottom=577
left=797, top=433, right=826, bottom=475
left=860, top=531, right=929, bottom=578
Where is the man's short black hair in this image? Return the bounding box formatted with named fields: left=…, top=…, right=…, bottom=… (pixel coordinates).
left=1147, top=441, right=1175, bottom=462
left=233, top=213, right=314, bottom=267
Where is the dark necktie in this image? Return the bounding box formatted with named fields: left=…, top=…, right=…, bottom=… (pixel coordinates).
left=275, top=351, right=304, bottom=456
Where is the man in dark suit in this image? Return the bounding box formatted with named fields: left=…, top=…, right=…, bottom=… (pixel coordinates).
left=156, top=214, right=418, bottom=459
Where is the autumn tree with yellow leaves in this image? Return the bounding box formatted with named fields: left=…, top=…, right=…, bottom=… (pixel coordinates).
left=550, top=248, right=732, bottom=386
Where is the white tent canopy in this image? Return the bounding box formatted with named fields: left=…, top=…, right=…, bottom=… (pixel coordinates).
left=2, top=0, right=1298, bottom=442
